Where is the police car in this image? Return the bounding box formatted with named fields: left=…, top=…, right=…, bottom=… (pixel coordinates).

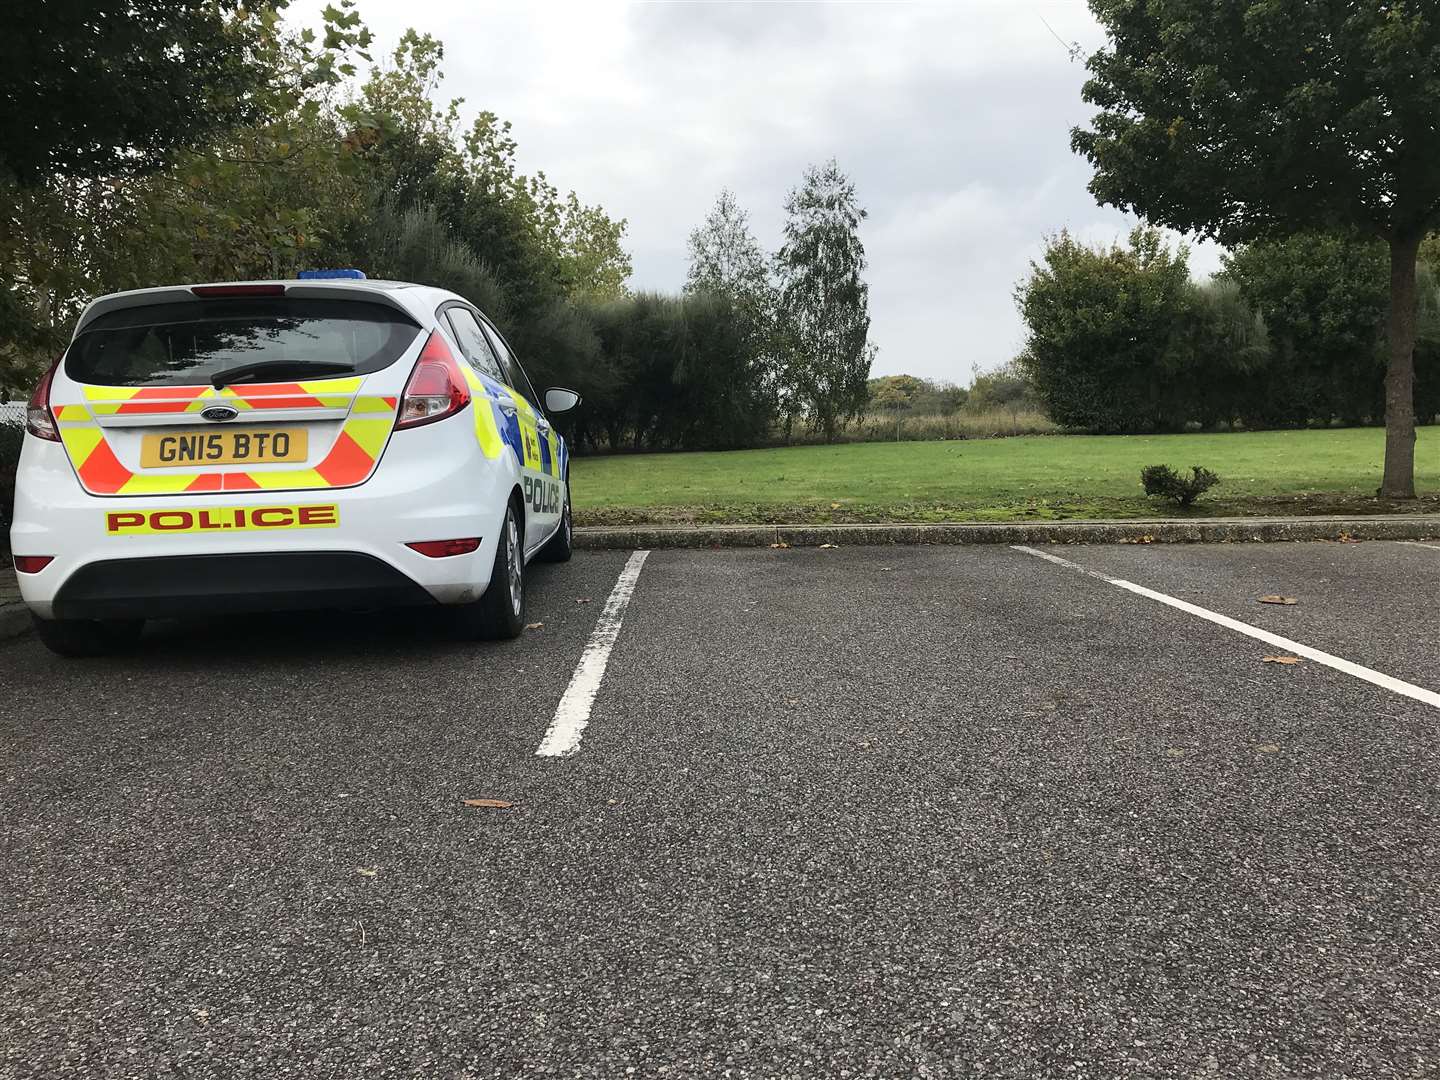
left=9, top=271, right=579, bottom=656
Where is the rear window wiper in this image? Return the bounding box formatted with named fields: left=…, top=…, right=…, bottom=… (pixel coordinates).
left=211, top=359, right=357, bottom=389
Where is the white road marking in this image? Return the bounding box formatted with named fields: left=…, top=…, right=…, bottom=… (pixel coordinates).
left=536, top=549, right=651, bottom=757
left=1398, top=540, right=1440, bottom=553
left=1012, top=545, right=1440, bottom=711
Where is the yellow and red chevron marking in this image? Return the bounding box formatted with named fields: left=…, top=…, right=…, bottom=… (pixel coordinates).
left=57, top=388, right=399, bottom=496
left=83, top=378, right=364, bottom=416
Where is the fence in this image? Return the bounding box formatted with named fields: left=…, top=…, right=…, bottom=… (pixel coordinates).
left=0, top=402, right=23, bottom=426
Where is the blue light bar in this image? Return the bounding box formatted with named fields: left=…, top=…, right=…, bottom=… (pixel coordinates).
left=297, top=268, right=367, bottom=280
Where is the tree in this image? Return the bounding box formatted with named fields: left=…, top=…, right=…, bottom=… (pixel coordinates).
left=552, top=192, right=632, bottom=302
left=0, top=2, right=374, bottom=396
left=0, top=1, right=286, bottom=184
left=686, top=190, right=771, bottom=303
left=1017, top=228, right=1193, bottom=433
left=1171, top=278, right=1271, bottom=429
left=668, top=292, right=778, bottom=449
left=351, top=34, right=630, bottom=318
left=774, top=160, right=874, bottom=441
left=350, top=201, right=509, bottom=320
left=965, top=362, right=1038, bottom=416
left=867, top=375, right=927, bottom=413
left=685, top=189, right=778, bottom=416
left=0, top=8, right=635, bottom=432
left=1222, top=234, right=1390, bottom=426
left=867, top=374, right=968, bottom=415
left=1073, top=1, right=1440, bottom=497
left=1221, top=233, right=1440, bottom=428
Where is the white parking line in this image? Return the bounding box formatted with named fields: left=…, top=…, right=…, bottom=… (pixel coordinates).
left=536, top=549, right=651, bottom=758
left=1013, top=545, right=1440, bottom=711
left=1398, top=540, right=1440, bottom=553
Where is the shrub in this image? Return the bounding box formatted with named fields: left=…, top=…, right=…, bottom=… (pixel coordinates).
left=1016, top=227, right=1192, bottom=433
left=966, top=360, right=1041, bottom=414
left=1141, top=464, right=1220, bottom=508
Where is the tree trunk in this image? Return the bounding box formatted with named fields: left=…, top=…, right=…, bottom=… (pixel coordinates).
left=1381, top=231, right=1422, bottom=498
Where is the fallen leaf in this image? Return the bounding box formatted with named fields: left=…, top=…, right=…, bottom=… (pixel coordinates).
left=1336, top=532, right=1360, bottom=544
left=1262, top=656, right=1303, bottom=665
left=1165, top=748, right=1188, bottom=759
left=770, top=541, right=790, bottom=549
left=462, top=798, right=514, bottom=809
left=524, top=622, right=543, bottom=631
left=1258, top=595, right=1298, bottom=606
left=830, top=502, right=842, bottom=509
left=1256, top=744, right=1282, bottom=753
left=354, top=867, right=378, bottom=877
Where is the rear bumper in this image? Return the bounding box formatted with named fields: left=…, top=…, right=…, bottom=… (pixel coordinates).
left=51, top=552, right=437, bottom=620
left=10, top=416, right=518, bottom=620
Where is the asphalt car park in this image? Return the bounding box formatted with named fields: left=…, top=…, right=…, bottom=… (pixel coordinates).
left=3, top=541, right=1438, bottom=1079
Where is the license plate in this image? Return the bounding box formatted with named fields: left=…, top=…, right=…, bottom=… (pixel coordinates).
left=140, top=427, right=307, bottom=468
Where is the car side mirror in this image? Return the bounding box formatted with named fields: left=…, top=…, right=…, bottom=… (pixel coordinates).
left=544, top=387, right=582, bottom=413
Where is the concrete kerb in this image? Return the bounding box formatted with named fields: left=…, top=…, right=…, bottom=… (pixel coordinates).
left=574, top=515, right=1440, bottom=550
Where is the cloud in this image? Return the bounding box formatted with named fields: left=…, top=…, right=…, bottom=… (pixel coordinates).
left=287, top=0, right=1226, bottom=383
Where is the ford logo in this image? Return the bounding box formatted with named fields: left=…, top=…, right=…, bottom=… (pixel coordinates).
left=200, top=405, right=240, bottom=422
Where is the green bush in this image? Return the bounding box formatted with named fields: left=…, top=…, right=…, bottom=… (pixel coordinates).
left=1017, top=227, right=1440, bottom=435
left=1141, top=464, right=1220, bottom=508
left=1, top=418, right=22, bottom=533
left=1017, top=227, right=1192, bottom=433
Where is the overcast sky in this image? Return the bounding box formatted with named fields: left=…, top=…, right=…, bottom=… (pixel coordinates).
left=290, top=0, right=1223, bottom=385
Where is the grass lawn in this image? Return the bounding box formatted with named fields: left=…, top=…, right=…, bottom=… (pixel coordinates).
left=571, top=426, right=1440, bottom=525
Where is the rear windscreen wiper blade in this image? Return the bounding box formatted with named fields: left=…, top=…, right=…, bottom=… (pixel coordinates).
left=211, top=360, right=356, bottom=389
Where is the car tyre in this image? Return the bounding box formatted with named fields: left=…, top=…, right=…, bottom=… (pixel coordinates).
left=452, top=500, right=526, bottom=641
left=32, top=615, right=144, bottom=658
left=534, top=484, right=573, bottom=563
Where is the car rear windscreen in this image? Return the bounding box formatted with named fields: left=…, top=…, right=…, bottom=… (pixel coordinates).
left=65, top=298, right=423, bottom=387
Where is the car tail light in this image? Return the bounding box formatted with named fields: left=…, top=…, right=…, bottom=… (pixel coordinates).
left=191, top=284, right=286, bottom=297
left=396, top=331, right=470, bottom=430
left=406, top=538, right=482, bottom=558
left=14, top=555, right=54, bottom=574
left=25, top=359, right=60, bottom=442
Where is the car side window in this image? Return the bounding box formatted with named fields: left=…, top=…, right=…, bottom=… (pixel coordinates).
left=444, top=307, right=504, bottom=382
left=482, top=321, right=542, bottom=412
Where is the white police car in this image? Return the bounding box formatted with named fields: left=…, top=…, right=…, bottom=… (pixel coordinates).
left=9, top=271, right=579, bottom=656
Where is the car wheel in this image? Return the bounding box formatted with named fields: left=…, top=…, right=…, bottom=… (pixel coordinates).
left=535, top=485, right=573, bottom=563
left=32, top=615, right=144, bottom=658
left=451, top=500, right=525, bottom=641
